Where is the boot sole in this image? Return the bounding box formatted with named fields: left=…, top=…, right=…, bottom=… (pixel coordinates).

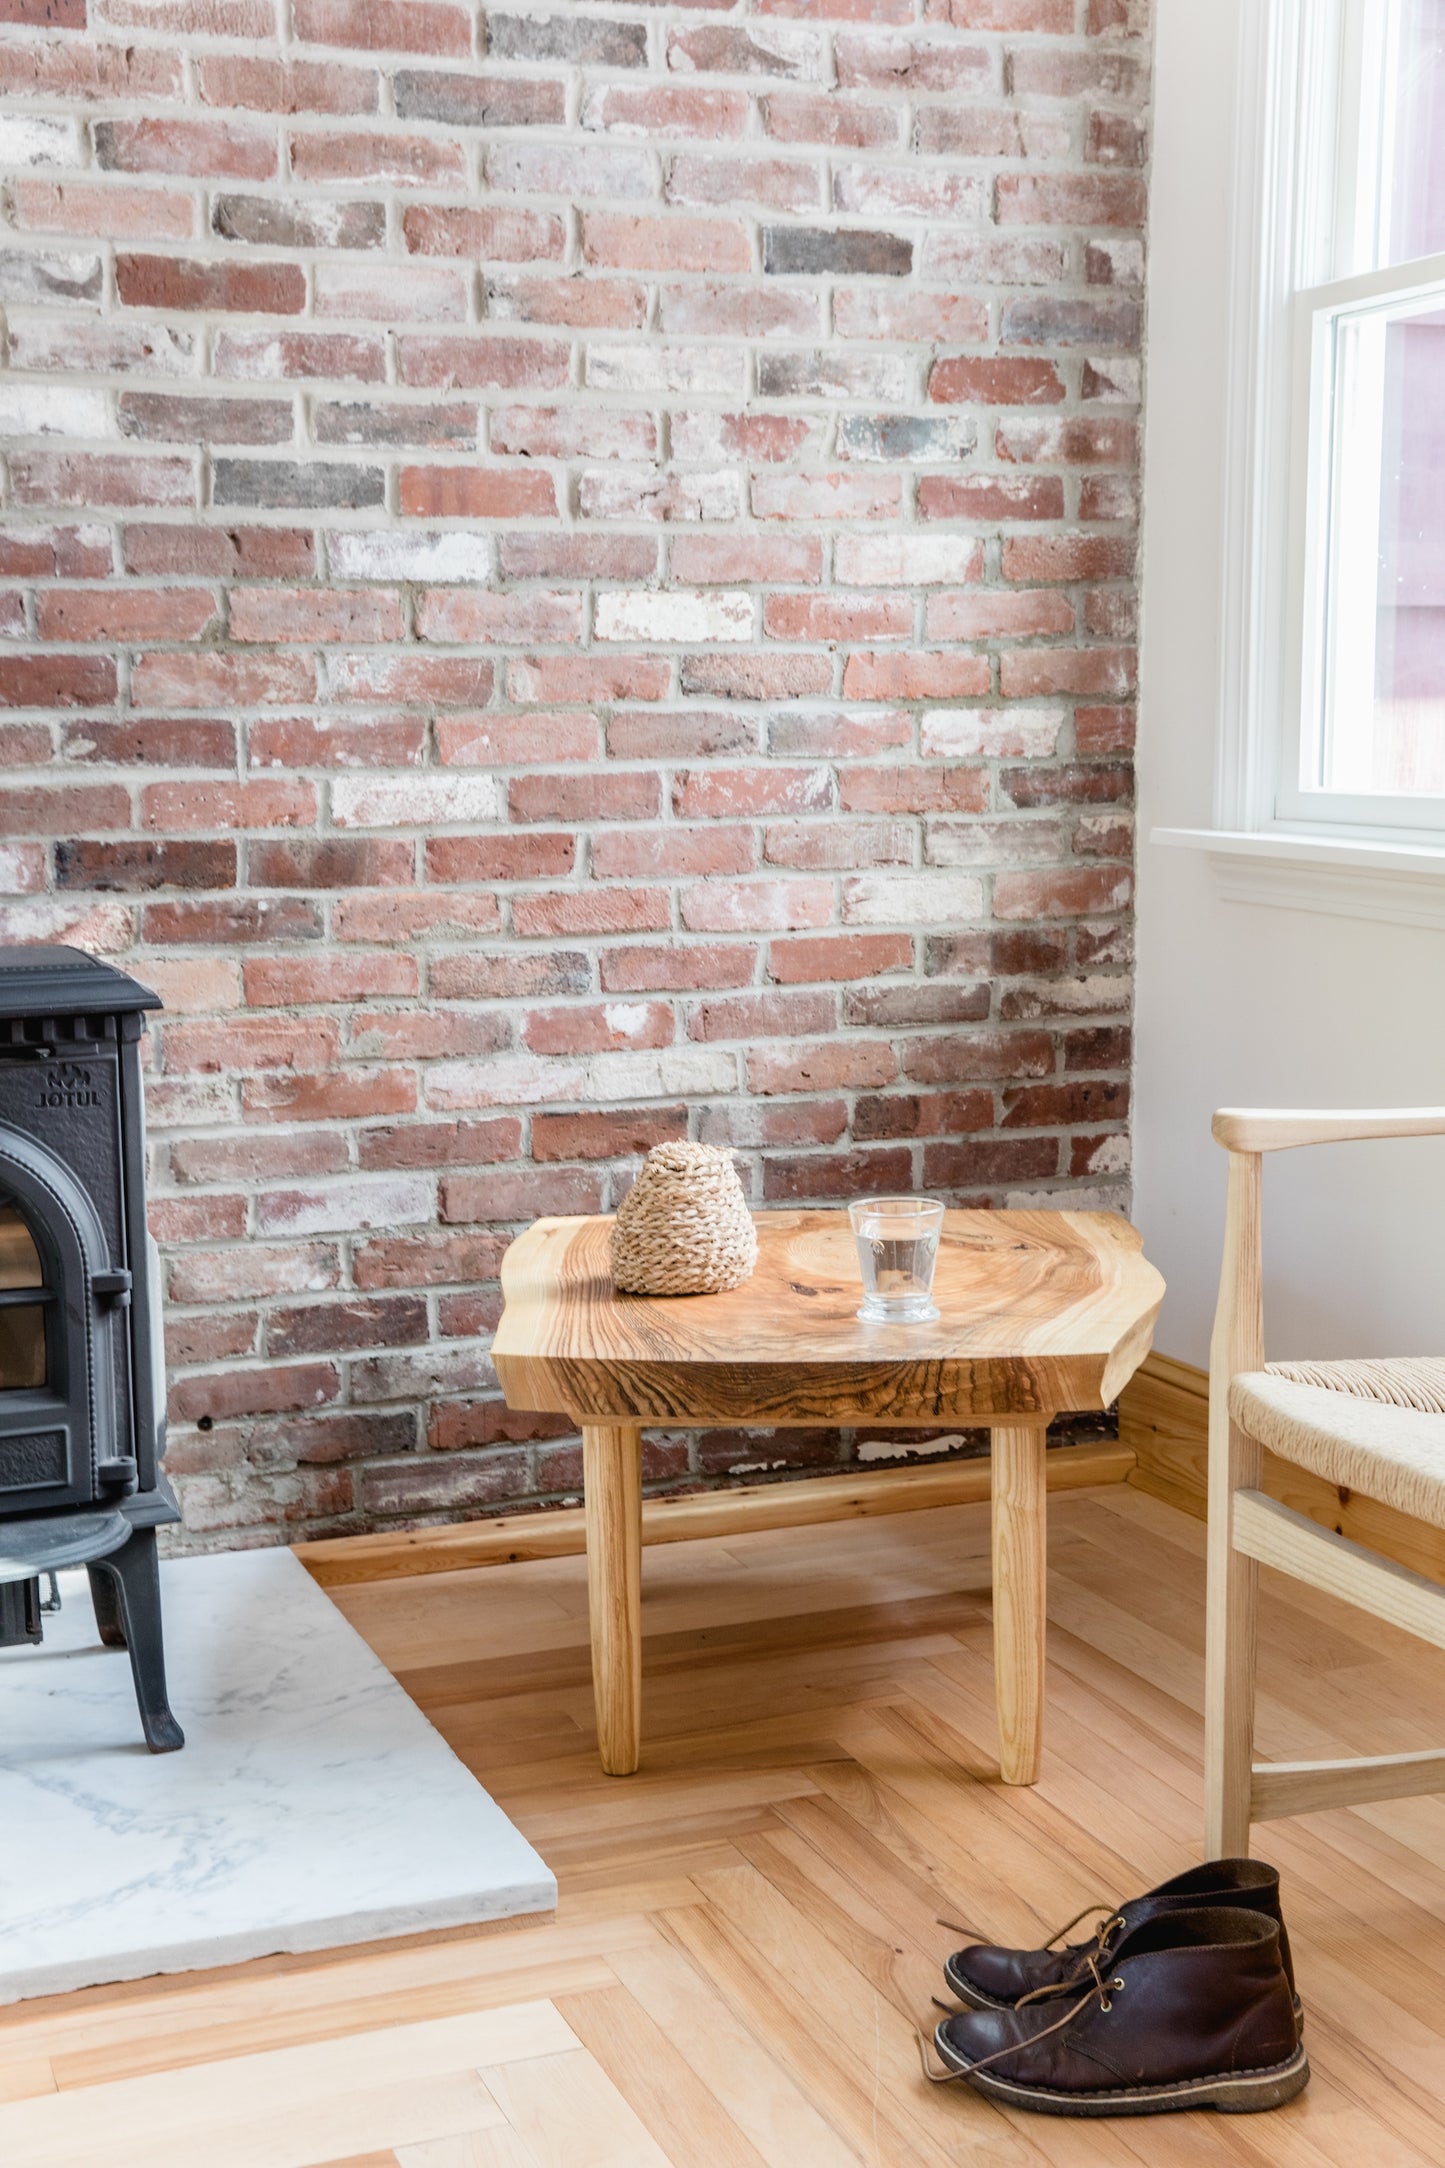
left=932, top=2021, right=1310, bottom=2116
left=942, top=1958, right=1305, bottom=2036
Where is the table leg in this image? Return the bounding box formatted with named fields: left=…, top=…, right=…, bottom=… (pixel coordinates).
left=582, top=1421, right=643, bottom=1776
left=990, top=1421, right=1051, bottom=1786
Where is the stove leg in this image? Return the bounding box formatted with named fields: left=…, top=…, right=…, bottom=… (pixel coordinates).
left=90, top=1528, right=185, bottom=1753
left=87, top=1564, right=128, bottom=1648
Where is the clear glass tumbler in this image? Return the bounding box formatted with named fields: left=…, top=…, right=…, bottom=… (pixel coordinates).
left=848, top=1196, right=944, bottom=1324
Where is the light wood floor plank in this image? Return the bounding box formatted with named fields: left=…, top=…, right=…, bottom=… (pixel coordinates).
left=9, top=1487, right=1445, bottom=2165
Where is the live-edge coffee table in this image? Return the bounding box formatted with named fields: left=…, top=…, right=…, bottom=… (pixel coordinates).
left=492, top=1208, right=1163, bottom=1785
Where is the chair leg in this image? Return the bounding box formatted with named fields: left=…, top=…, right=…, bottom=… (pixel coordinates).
left=1205, top=1414, right=1260, bottom=1858
left=89, top=1527, right=185, bottom=1753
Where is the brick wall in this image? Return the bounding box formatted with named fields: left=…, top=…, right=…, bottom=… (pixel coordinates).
left=0, top=0, right=1146, bottom=1547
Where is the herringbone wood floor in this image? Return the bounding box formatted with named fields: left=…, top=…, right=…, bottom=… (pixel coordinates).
left=2, top=1482, right=1444, bottom=2164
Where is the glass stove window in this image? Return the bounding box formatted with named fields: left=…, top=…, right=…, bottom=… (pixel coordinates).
left=0, top=1201, right=46, bottom=1392
left=0, top=1202, right=42, bottom=1291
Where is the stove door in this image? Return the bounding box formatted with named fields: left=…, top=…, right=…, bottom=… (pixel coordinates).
left=0, top=1131, right=117, bottom=1512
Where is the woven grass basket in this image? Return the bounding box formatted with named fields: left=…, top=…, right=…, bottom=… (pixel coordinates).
left=610, top=1141, right=758, bottom=1296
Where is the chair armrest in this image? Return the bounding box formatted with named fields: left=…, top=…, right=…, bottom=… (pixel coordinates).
left=1212, top=1108, right=1445, bottom=1154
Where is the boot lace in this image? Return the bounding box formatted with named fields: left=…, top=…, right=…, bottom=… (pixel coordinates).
left=918, top=1949, right=1128, bottom=2085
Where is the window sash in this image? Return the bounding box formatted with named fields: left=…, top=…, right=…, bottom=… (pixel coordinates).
left=1277, top=252, right=1445, bottom=835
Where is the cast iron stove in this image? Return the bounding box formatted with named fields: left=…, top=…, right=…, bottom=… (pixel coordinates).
left=0, top=945, right=183, bottom=1750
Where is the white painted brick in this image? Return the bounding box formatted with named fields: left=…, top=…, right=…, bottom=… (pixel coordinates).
left=0, top=114, right=85, bottom=168
left=0, top=385, right=110, bottom=439
left=585, top=343, right=746, bottom=394
left=920, top=708, right=1068, bottom=759
left=841, top=871, right=985, bottom=926
left=427, top=1055, right=585, bottom=1112
left=327, top=530, right=493, bottom=582
left=330, top=775, right=503, bottom=828
left=834, top=535, right=983, bottom=586
left=257, top=1176, right=434, bottom=1236
left=595, top=589, right=754, bottom=644
left=578, top=1049, right=738, bottom=1101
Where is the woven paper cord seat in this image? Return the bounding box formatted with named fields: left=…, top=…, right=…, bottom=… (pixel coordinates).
left=1230, top=1359, right=1445, bottom=1531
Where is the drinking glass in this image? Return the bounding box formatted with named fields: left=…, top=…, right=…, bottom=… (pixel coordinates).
left=848, top=1196, right=944, bottom=1324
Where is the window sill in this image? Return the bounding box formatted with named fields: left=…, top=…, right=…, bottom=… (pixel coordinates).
left=1150, top=827, right=1445, bottom=930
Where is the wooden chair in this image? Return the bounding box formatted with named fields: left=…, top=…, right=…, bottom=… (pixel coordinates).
left=1205, top=1106, right=1445, bottom=1858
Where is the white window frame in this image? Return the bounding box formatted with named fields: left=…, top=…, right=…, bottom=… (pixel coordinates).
left=1214, top=0, right=1445, bottom=850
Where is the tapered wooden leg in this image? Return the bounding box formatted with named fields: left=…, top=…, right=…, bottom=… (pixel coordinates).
left=990, top=1422, right=1050, bottom=1786
left=1204, top=1412, right=1261, bottom=1857
left=582, top=1421, right=643, bottom=1776
left=1205, top=1149, right=1265, bottom=1859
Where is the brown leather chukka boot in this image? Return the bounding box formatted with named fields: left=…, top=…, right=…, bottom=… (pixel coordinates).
left=933, top=1908, right=1308, bottom=2117
left=945, top=1857, right=1298, bottom=2021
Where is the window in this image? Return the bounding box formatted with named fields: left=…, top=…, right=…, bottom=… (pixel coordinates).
left=1281, top=0, right=1445, bottom=836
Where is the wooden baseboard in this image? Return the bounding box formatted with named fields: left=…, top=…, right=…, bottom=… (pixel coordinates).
left=296, top=1437, right=1135, bottom=1588
left=1119, top=1351, right=1445, bottom=1586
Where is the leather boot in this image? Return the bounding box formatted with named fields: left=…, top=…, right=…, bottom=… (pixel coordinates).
left=945, top=1857, right=1298, bottom=2021
left=933, top=1907, right=1309, bottom=2117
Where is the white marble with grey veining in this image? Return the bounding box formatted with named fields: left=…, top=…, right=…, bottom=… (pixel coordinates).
left=0, top=1547, right=555, bottom=2003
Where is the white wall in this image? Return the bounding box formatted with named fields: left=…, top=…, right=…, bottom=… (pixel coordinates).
left=1135, top=0, right=1445, bottom=1367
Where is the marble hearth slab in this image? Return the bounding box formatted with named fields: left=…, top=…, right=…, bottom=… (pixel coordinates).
left=0, top=1547, right=555, bottom=2003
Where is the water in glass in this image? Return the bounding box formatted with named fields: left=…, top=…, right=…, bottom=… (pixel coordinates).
left=848, top=1196, right=944, bottom=1324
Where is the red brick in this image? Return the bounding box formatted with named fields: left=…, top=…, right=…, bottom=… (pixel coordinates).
left=96, top=118, right=276, bottom=180
left=290, top=131, right=466, bottom=187
left=599, top=943, right=757, bottom=992
left=764, top=819, right=911, bottom=869
left=762, top=92, right=901, bottom=146
left=670, top=535, right=823, bottom=586
left=243, top=1070, right=418, bottom=1121
left=994, top=866, right=1133, bottom=919
left=532, top=1107, right=689, bottom=1161
left=584, top=86, right=748, bottom=137
left=170, top=1363, right=339, bottom=1424
left=359, top=1118, right=522, bottom=1170
left=928, top=357, right=1065, bottom=405
left=999, top=647, right=1137, bottom=698
left=0, top=525, right=113, bottom=580
left=512, top=888, right=671, bottom=938
left=901, top=1030, right=1053, bottom=1083
left=1002, top=535, right=1136, bottom=583
left=592, top=825, right=754, bottom=878
left=116, top=254, right=304, bottom=313
left=399, top=466, right=558, bottom=518
left=922, top=1137, right=1058, bottom=1187
left=196, top=54, right=380, bottom=112
left=748, top=1040, right=897, bottom=1094
left=926, top=590, right=1076, bottom=640
left=0, top=785, right=130, bottom=832
left=841, top=653, right=991, bottom=701
left=762, top=1147, right=913, bottom=1200
left=416, top=591, right=584, bottom=645
left=10, top=453, right=195, bottom=511
left=143, top=780, right=316, bottom=831
left=292, top=0, right=470, bottom=53
left=131, top=650, right=317, bottom=707
left=488, top=276, right=647, bottom=331
left=427, top=834, right=577, bottom=881
left=244, top=954, right=419, bottom=1006
left=688, top=991, right=833, bottom=1042
left=0, top=654, right=117, bottom=709
left=997, top=173, right=1147, bottom=228
left=767, top=931, right=911, bottom=982
left=352, top=1231, right=509, bottom=1289
left=918, top=475, right=1066, bottom=522
left=521, top=1002, right=673, bottom=1055
left=752, top=471, right=901, bottom=520
left=507, top=656, right=672, bottom=704
left=215, top=331, right=386, bottom=382
left=334, top=891, right=503, bottom=943
left=680, top=654, right=833, bottom=700
left=583, top=212, right=751, bottom=273
left=764, top=594, right=912, bottom=642
left=673, top=766, right=831, bottom=819
left=405, top=205, right=565, bottom=261
left=1075, top=704, right=1136, bottom=754
left=12, top=180, right=194, bottom=241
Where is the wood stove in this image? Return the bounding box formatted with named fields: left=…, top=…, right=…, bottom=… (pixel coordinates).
left=0, top=945, right=183, bottom=1751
